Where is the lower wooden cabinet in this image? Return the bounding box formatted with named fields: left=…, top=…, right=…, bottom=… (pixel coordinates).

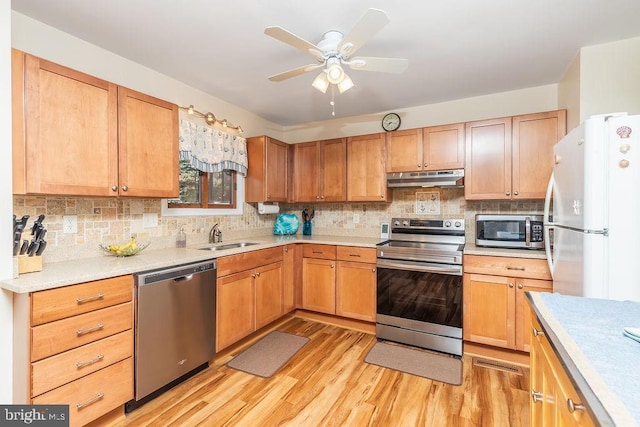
left=463, top=255, right=551, bottom=352
left=22, top=275, right=135, bottom=427
left=302, top=245, right=376, bottom=321
left=216, top=248, right=284, bottom=351
left=530, top=317, right=595, bottom=426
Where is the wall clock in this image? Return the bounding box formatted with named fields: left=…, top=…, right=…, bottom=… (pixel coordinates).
left=382, top=113, right=401, bottom=132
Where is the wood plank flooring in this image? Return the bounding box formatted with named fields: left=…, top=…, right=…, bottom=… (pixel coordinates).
left=114, top=317, right=530, bottom=426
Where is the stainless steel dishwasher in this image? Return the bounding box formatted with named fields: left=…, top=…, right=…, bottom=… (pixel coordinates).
left=126, top=260, right=216, bottom=412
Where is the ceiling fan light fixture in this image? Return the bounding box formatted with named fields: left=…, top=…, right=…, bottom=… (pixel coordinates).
left=312, top=71, right=330, bottom=93
left=326, top=62, right=345, bottom=84
left=337, top=73, right=354, bottom=93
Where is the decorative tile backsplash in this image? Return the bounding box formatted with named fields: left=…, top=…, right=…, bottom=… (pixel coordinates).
left=13, top=189, right=543, bottom=263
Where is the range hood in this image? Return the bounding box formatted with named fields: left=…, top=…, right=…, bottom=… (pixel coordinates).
left=386, top=169, right=465, bottom=188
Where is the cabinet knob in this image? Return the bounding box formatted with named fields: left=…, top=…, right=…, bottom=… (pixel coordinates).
left=316, top=196, right=320, bottom=199
left=533, top=327, right=545, bottom=337
left=505, top=191, right=511, bottom=196
left=514, top=191, right=519, bottom=196
left=251, top=273, right=256, bottom=278
left=256, top=271, right=261, bottom=277
left=111, top=185, right=118, bottom=192
left=320, top=195, right=325, bottom=199
left=531, top=390, right=543, bottom=404
left=372, top=268, right=376, bottom=273
left=380, top=194, right=384, bottom=199
left=518, top=284, right=524, bottom=289
left=417, top=163, right=422, bottom=168
left=284, top=247, right=288, bottom=253
left=509, top=283, right=514, bottom=288
left=567, top=398, right=585, bottom=413
left=267, top=195, right=271, bottom=200
left=423, top=163, right=428, bottom=168
left=331, top=263, right=335, bottom=268
left=121, top=185, right=128, bottom=192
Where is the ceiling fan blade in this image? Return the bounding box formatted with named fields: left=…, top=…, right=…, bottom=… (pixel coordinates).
left=264, top=26, right=325, bottom=62
left=347, top=57, right=409, bottom=73
left=338, top=9, right=390, bottom=59
left=268, top=64, right=324, bottom=82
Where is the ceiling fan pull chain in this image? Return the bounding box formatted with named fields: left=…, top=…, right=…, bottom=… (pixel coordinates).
left=330, top=85, right=336, bottom=117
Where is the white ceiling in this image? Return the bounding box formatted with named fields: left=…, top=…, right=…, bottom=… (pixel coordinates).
left=11, top=1, right=640, bottom=127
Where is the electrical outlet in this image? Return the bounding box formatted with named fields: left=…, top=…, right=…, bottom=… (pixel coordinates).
left=62, top=215, right=78, bottom=233
left=353, top=213, right=360, bottom=224
left=143, top=213, right=158, bottom=228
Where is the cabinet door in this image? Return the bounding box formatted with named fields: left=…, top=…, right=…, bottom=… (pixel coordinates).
left=282, top=245, right=298, bottom=313
left=465, top=117, right=512, bottom=200
left=246, top=136, right=289, bottom=202
left=217, top=270, right=255, bottom=351
left=336, top=261, right=376, bottom=321
left=22, top=53, right=118, bottom=196
left=423, top=123, right=465, bottom=170
left=302, top=258, right=336, bottom=314
left=530, top=334, right=558, bottom=426
left=255, top=262, right=284, bottom=329
left=292, top=141, right=320, bottom=202
left=117, top=87, right=179, bottom=198
left=512, top=110, right=566, bottom=199
left=347, top=133, right=388, bottom=201
left=320, top=138, right=347, bottom=202
left=515, top=278, right=552, bottom=352
left=266, top=137, right=289, bottom=202
left=463, top=273, right=515, bottom=348
left=386, top=129, right=422, bottom=172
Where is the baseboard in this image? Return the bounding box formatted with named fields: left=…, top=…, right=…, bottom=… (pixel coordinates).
left=293, top=310, right=376, bottom=335
left=463, top=341, right=530, bottom=367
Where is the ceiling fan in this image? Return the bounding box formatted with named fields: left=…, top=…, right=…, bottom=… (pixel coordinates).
left=265, top=8, right=409, bottom=94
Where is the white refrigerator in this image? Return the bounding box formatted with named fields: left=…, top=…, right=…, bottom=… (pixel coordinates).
left=544, top=113, right=640, bottom=302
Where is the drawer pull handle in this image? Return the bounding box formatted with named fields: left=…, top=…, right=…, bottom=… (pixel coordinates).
left=349, top=253, right=361, bottom=257
left=507, top=266, right=525, bottom=271
left=76, top=293, right=105, bottom=304
left=312, top=250, right=323, bottom=254
left=533, top=327, right=545, bottom=337
left=531, top=390, right=543, bottom=403
left=76, top=354, right=104, bottom=369
left=567, top=398, right=585, bottom=413
left=76, top=392, right=104, bottom=409
left=76, top=323, right=105, bottom=336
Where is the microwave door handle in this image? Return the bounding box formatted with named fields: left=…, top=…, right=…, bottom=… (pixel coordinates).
left=525, top=217, right=531, bottom=247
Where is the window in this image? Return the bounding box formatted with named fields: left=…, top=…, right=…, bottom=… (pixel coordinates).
left=164, top=160, right=244, bottom=216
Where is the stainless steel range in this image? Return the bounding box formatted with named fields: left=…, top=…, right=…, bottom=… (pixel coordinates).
left=376, top=217, right=465, bottom=356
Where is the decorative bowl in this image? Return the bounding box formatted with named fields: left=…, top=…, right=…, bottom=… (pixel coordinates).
left=99, top=239, right=150, bottom=257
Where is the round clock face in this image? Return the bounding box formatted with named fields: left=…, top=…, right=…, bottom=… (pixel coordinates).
left=382, top=113, right=401, bottom=132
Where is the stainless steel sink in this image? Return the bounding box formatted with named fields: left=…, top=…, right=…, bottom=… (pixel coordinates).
left=197, top=242, right=259, bottom=251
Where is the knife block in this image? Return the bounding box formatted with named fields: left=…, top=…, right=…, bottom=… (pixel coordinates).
left=18, top=255, right=43, bottom=274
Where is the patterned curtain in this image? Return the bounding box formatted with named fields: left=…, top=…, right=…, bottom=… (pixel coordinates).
left=178, top=114, right=248, bottom=176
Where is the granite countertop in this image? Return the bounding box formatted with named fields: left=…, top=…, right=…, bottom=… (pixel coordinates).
left=1, top=234, right=383, bottom=294
left=464, top=242, right=547, bottom=259
left=527, top=292, right=640, bottom=426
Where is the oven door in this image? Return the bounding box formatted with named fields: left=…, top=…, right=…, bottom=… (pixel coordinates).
left=376, top=258, right=462, bottom=333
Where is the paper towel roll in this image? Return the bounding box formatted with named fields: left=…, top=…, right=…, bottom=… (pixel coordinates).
left=258, top=202, right=280, bottom=214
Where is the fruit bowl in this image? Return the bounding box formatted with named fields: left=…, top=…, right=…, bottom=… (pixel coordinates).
left=99, top=238, right=150, bottom=257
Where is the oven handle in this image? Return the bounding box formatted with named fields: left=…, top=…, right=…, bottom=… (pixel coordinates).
left=376, top=259, right=462, bottom=276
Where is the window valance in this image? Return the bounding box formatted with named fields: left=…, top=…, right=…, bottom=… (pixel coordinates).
left=179, top=114, right=248, bottom=176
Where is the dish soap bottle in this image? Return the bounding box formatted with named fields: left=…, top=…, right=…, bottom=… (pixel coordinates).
left=176, top=226, right=187, bottom=248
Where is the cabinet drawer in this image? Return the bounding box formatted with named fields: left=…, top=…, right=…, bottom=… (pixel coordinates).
left=31, top=302, right=133, bottom=362
left=464, top=255, right=551, bottom=280
left=303, top=244, right=337, bottom=260
left=217, top=247, right=283, bottom=277
left=32, top=357, right=133, bottom=427
left=336, top=246, right=376, bottom=263
left=31, top=330, right=133, bottom=397
left=31, top=275, right=133, bottom=326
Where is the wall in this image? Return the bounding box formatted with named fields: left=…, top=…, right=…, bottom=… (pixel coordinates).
left=557, top=52, right=581, bottom=131
left=281, top=84, right=559, bottom=143
left=579, top=36, right=640, bottom=121
left=0, top=0, right=13, bottom=404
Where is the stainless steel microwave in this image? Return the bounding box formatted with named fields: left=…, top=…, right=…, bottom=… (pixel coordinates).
left=475, top=214, right=544, bottom=249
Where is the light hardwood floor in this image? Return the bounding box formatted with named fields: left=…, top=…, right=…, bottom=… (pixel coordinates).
left=114, top=317, right=530, bottom=426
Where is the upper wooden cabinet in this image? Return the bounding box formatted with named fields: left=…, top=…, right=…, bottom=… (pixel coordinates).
left=12, top=50, right=179, bottom=198
left=386, top=124, right=464, bottom=173
left=465, top=110, right=566, bottom=200
left=347, top=133, right=390, bottom=202
left=245, top=135, right=289, bottom=203
left=292, top=138, right=346, bottom=202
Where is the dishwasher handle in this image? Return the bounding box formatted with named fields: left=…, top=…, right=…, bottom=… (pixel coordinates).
left=173, top=274, right=194, bottom=283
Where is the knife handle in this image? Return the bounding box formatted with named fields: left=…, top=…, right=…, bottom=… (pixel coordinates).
left=35, top=240, right=47, bottom=256
left=19, top=240, right=29, bottom=255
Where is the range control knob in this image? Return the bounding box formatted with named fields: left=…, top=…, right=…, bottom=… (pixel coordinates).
left=454, top=221, right=462, bottom=228
left=403, top=220, right=410, bottom=227
left=444, top=221, right=452, bottom=227
left=394, top=220, right=400, bottom=226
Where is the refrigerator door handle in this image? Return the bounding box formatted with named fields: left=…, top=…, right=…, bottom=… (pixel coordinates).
left=544, top=172, right=556, bottom=276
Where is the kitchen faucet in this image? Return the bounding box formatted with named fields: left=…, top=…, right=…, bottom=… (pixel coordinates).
left=209, top=223, right=222, bottom=243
